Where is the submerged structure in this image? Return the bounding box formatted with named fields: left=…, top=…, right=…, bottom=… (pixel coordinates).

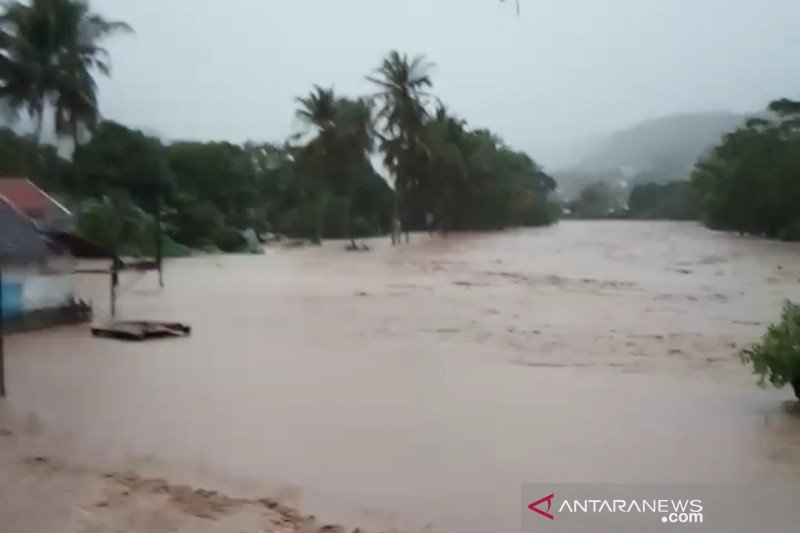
left=0, top=196, right=90, bottom=332
left=0, top=178, right=73, bottom=231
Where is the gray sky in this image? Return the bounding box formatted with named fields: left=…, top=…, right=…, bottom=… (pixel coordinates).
left=92, top=0, right=800, bottom=169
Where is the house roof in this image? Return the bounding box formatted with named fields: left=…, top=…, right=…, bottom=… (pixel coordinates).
left=0, top=178, right=71, bottom=220
left=0, top=196, right=49, bottom=262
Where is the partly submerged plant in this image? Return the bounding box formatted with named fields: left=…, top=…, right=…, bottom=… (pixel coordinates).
left=741, top=301, right=800, bottom=399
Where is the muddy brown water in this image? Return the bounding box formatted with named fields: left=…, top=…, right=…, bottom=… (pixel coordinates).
left=5, top=221, right=800, bottom=532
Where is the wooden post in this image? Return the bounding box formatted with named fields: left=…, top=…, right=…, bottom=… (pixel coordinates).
left=156, top=202, right=163, bottom=288
left=0, top=258, right=5, bottom=397
left=155, top=174, right=164, bottom=288
left=110, top=259, right=118, bottom=319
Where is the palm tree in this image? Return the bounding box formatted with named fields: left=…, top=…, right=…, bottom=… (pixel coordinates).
left=332, top=97, right=374, bottom=248
left=367, top=50, right=435, bottom=244
left=295, top=85, right=337, bottom=136
left=294, top=85, right=337, bottom=243
left=368, top=51, right=433, bottom=138
left=0, top=0, right=131, bottom=146
left=296, top=87, right=375, bottom=246
left=423, top=106, right=468, bottom=234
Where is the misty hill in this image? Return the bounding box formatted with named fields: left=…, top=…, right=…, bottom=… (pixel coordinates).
left=554, top=111, right=752, bottom=197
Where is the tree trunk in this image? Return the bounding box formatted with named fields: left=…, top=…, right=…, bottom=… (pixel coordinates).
left=344, top=198, right=355, bottom=249
left=71, top=119, right=81, bottom=153
left=342, top=176, right=355, bottom=249
left=155, top=175, right=164, bottom=288
left=402, top=198, right=410, bottom=244
left=34, top=109, right=45, bottom=145
left=314, top=196, right=325, bottom=245
left=391, top=195, right=400, bottom=246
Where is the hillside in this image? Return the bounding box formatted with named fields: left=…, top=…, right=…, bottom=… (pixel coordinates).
left=554, top=111, right=752, bottom=197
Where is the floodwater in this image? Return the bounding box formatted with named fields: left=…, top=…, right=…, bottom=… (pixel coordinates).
left=5, top=221, right=800, bottom=533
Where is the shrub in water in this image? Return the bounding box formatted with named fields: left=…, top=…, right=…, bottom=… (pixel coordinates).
left=213, top=226, right=247, bottom=253
left=778, top=220, right=800, bottom=242
left=741, top=301, right=800, bottom=399
left=351, top=216, right=377, bottom=238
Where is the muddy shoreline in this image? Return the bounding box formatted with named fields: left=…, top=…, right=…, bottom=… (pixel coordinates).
left=0, top=417, right=361, bottom=533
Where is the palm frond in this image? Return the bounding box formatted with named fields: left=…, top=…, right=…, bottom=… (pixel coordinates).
left=0, top=0, right=130, bottom=141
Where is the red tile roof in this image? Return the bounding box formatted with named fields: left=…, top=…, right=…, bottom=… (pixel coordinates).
left=0, top=178, right=71, bottom=219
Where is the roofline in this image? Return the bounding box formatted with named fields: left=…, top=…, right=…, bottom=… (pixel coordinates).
left=0, top=194, right=50, bottom=262
left=23, top=178, right=72, bottom=216
left=0, top=193, right=33, bottom=220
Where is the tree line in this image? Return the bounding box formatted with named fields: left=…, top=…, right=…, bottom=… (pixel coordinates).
left=565, top=98, right=799, bottom=241
left=6, top=0, right=794, bottom=248
left=691, top=98, right=800, bottom=241
left=566, top=180, right=698, bottom=221
left=0, top=0, right=559, bottom=256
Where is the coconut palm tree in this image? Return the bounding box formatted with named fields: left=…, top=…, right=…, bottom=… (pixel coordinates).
left=332, top=97, right=374, bottom=248
left=368, top=51, right=433, bottom=137
left=294, top=86, right=337, bottom=242
left=0, top=0, right=131, bottom=146
left=296, top=86, right=375, bottom=246
left=367, top=50, right=435, bottom=244
left=423, top=106, right=468, bottom=234
left=295, top=85, right=337, bottom=136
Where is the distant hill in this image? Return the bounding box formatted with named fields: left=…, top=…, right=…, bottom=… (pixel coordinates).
left=576, top=111, right=750, bottom=176
left=553, top=111, right=753, bottom=198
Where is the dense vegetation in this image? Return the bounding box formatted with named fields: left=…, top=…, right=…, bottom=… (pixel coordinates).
left=626, top=181, right=698, bottom=220
left=566, top=182, right=625, bottom=219
left=741, top=301, right=800, bottom=399
left=559, top=113, right=738, bottom=222
left=691, top=99, right=800, bottom=241
left=565, top=180, right=698, bottom=221
left=554, top=112, right=749, bottom=199
left=0, top=0, right=559, bottom=255
left=564, top=100, right=798, bottom=234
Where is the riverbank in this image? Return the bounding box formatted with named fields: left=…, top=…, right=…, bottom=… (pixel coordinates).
left=2, top=221, right=800, bottom=533
left=0, top=413, right=346, bottom=533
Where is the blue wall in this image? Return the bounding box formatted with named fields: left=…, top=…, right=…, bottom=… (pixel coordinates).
left=1, top=281, right=23, bottom=316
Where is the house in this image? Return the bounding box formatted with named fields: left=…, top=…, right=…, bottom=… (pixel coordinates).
left=0, top=197, right=89, bottom=331
left=0, top=178, right=73, bottom=231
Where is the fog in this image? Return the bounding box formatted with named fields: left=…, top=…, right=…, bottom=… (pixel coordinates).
left=91, top=0, right=800, bottom=169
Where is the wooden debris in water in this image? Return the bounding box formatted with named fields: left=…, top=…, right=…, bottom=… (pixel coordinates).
left=91, top=321, right=191, bottom=341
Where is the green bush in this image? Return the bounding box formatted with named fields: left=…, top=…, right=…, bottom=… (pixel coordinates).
left=278, top=204, right=324, bottom=242
left=199, top=241, right=220, bottom=253
left=278, top=208, right=300, bottom=236
left=213, top=226, right=247, bottom=253
left=351, top=216, right=377, bottom=237
left=75, top=196, right=126, bottom=254
left=118, top=235, right=191, bottom=259
left=170, top=196, right=224, bottom=248
left=528, top=195, right=562, bottom=227
left=322, top=197, right=348, bottom=238
left=778, top=220, right=800, bottom=242
left=741, top=301, right=800, bottom=399
left=161, top=238, right=193, bottom=258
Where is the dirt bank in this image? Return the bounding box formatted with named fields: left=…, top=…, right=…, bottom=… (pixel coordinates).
left=0, top=412, right=367, bottom=533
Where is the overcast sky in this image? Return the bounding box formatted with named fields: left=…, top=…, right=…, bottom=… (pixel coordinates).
left=91, top=0, right=800, bottom=169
